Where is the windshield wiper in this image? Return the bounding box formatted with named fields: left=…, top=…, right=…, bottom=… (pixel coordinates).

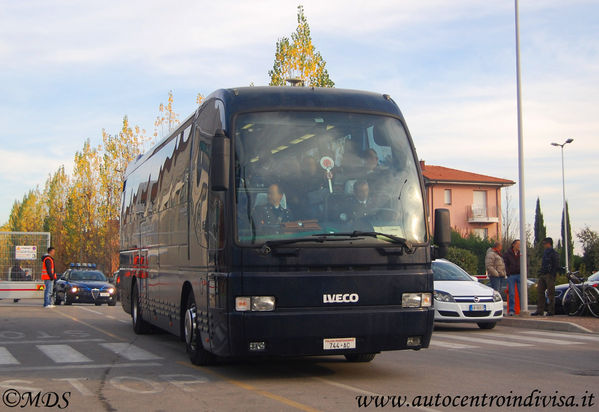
left=258, top=235, right=363, bottom=256
left=312, top=231, right=414, bottom=253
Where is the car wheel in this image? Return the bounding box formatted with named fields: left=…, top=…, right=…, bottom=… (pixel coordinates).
left=108, top=299, right=117, bottom=306
left=184, top=292, right=215, bottom=365
left=53, top=293, right=62, bottom=305
left=132, top=282, right=151, bottom=334
left=477, top=322, right=496, bottom=330
left=344, top=353, right=376, bottom=362
left=64, top=293, right=72, bottom=305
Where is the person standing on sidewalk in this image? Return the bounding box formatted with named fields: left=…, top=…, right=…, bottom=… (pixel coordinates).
left=41, top=247, right=57, bottom=308
left=503, top=239, right=522, bottom=316
left=485, top=241, right=507, bottom=294
left=532, top=237, right=559, bottom=316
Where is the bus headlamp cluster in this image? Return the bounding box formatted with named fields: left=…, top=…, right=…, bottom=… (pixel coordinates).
left=235, top=296, right=276, bottom=312
left=402, top=293, right=432, bottom=308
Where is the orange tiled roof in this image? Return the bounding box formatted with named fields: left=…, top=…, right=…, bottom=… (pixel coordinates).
left=421, top=162, right=515, bottom=186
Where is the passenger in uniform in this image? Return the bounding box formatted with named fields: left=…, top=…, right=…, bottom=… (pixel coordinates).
left=253, top=184, right=293, bottom=232
left=345, top=180, right=374, bottom=222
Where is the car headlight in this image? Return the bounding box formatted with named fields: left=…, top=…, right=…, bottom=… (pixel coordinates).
left=107, top=288, right=115, bottom=294
left=70, top=286, right=78, bottom=293
left=434, top=290, right=455, bottom=303
left=493, top=290, right=502, bottom=302
left=402, top=293, right=432, bottom=308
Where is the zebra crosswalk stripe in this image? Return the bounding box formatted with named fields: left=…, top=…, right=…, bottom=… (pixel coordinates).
left=438, top=334, right=532, bottom=347
left=429, top=340, right=477, bottom=349
left=0, top=347, right=19, bottom=365
left=522, top=331, right=599, bottom=342
left=486, top=333, right=583, bottom=345
left=36, top=344, right=92, bottom=363
left=100, top=343, right=162, bottom=360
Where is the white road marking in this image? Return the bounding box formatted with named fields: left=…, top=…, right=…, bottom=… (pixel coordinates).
left=522, top=330, right=599, bottom=342
left=0, top=362, right=161, bottom=373
left=100, top=343, right=162, bottom=360
left=0, top=338, right=105, bottom=345
left=429, top=340, right=477, bottom=349
left=486, top=333, right=584, bottom=345
left=36, top=344, right=91, bottom=363
left=0, top=347, right=19, bottom=365
left=78, top=307, right=103, bottom=315
left=439, top=334, right=532, bottom=347
left=118, top=319, right=129, bottom=324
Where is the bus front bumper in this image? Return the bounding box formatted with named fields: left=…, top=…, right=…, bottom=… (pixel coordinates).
left=225, top=306, right=434, bottom=357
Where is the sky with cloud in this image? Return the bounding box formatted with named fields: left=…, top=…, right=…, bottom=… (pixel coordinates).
left=1, top=0, right=598, bottom=250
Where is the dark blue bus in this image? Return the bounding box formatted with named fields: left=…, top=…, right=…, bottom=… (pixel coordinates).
left=118, top=86, right=450, bottom=365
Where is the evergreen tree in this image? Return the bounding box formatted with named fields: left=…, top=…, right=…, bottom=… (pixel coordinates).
left=269, top=5, right=334, bottom=87
left=533, top=197, right=546, bottom=246
left=560, top=201, right=574, bottom=267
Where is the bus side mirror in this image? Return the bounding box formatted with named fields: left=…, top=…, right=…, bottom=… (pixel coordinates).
left=434, top=208, right=451, bottom=259
left=211, top=129, right=230, bottom=191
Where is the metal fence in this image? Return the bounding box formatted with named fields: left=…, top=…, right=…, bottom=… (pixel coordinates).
left=0, top=232, right=51, bottom=282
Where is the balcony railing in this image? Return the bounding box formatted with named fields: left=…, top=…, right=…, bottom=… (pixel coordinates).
left=467, top=205, right=499, bottom=223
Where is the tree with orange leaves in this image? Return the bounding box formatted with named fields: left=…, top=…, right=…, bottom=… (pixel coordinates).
left=269, top=5, right=334, bottom=87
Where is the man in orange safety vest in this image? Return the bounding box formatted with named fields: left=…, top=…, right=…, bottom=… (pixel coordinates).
left=41, top=247, right=57, bottom=308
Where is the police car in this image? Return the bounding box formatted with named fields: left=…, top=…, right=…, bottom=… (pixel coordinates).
left=53, top=263, right=117, bottom=306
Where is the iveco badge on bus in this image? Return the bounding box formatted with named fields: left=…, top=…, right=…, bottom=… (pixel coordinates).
left=323, top=293, right=359, bottom=303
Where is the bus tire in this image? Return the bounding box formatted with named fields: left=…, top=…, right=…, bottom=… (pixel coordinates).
left=185, top=292, right=215, bottom=366
left=132, top=282, right=151, bottom=334
left=345, top=353, right=376, bottom=362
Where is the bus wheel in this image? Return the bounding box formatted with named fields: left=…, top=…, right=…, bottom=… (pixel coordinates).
left=132, top=282, right=151, bottom=334
left=344, top=353, right=376, bottom=362
left=185, top=293, right=215, bottom=366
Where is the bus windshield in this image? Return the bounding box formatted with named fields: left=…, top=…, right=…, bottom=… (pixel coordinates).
left=234, top=111, right=426, bottom=246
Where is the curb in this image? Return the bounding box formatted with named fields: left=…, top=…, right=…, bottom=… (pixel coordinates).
left=500, top=317, right=595, bottom=334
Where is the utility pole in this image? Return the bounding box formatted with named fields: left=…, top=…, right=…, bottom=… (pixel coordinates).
left=514, top=0, right=528, bottom=314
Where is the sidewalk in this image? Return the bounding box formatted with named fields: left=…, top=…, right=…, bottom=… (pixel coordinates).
left=501, top=305, right=599, bottom=334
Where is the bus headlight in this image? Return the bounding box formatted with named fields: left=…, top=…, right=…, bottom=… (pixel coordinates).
left=251, top=296, right=276, bottom=312
left=402, top=293, right=432, bottom=308
left=235, top=296, right=276, bottom=311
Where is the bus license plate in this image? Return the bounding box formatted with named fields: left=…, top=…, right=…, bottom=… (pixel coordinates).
left=469, top=304, right=486, bottom=311
left=100, top=292, right=110, bottom=297
left=323, top=338, right=356, bottom=350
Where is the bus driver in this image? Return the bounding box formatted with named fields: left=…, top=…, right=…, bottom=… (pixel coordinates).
left=253, top=183, right=293, bottom=231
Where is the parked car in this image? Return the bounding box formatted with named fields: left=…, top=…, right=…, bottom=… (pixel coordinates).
left=549, top=271, right=599, bottom=314
left=53, top=264, right=117, bottom=306
left=433, top=259, right=503, bottom=329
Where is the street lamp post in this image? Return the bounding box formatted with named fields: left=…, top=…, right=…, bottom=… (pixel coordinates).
left=551, top=138, right=574, bottom=272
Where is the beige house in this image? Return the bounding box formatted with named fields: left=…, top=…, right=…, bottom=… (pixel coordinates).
left=421, top=161, right=515, bottom=240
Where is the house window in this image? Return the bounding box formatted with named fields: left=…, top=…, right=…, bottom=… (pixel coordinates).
left=473, top=228, right=488, bottom=239
left=444, top=189, right=452, bottom=205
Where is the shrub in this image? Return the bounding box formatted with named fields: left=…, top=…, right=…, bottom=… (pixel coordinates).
left=445, top=247, right=479, bottom=276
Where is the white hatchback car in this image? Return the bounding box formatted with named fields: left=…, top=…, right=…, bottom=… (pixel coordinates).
left=433, top=259, right=503, bottom=329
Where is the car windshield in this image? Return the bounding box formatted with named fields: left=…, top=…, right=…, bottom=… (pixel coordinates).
left=588, top=272, right=599, bottom=282
left=69, top=271, right=106, bottom=281
left=234, top=111, right=426, bottom=245
left=432, top=261, right=474, bottom=281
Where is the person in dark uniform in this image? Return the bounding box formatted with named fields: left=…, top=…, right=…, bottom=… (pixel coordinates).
left=532, top=237, right=560, bottom=316
left=348, top=179, right=371, bottom=221
left=253, top=184, right=293, bottom=233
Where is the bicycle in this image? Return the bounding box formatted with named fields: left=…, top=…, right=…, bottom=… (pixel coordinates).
left=561, top=271, right=599, bottom=318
